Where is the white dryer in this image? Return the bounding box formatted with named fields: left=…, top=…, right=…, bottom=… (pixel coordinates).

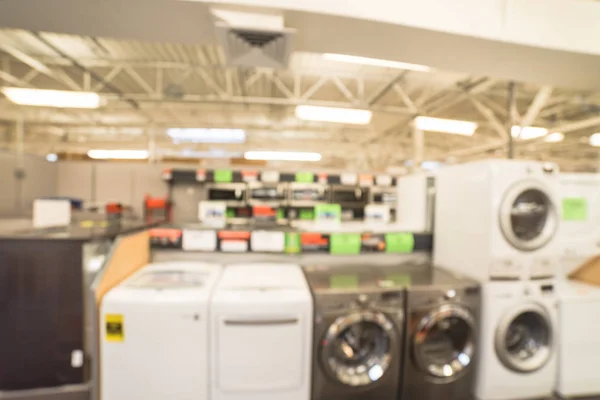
left=434, top=159, right=560, bottom=281
left=475, top=280, right=557, bottom=400
left=557, top=173, right=600, bottom=275
left=210, top=263, right=313, bottom=400
left=556, top=280, right=600, bottom=398
left=101, top=261, right=222, bottom=400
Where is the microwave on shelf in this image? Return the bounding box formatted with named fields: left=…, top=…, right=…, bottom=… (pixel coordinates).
left=247, top=182, right=288, bottom=206
left=206, top=183, right=247, bottom=207
left=330, top=185, right=369, bottom=208
left=289, top=183, right=329, bottom=207
left=369, top=187, right=397, bottom=208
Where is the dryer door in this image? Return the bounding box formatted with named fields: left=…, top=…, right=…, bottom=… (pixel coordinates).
left=495, top=303, right=553, bottom=373
left=412, top=304, right=476, bottom=379
left=321, top=311, right=397, bottom=387
left=499, top=181, right=558, bottom=251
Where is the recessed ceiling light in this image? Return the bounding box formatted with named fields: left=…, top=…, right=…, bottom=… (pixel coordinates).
left=1, top=87, right=102, bottom=109
left=244, top=151, right=322, bottom=162
left=590, top=133, right=600, bottom=147
left=323, top=53, right=431, bottom=72
left=511, top=126, right=548, bottom=140
left=46, top=153, right=58, bottom=162
left=166, top=128, right=246, bottom=143
left=544, top=132, right=564, bottom=143
left=87, top=150, right=149, bottom=160
left=295, top=105, right=372, bottom=125
left=414, top=116, right=478, bottom=136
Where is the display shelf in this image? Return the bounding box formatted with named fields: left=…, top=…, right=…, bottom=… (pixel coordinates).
left=162, top=168, right=398, bottom=186
left=149, top=225, right=432, bottom=255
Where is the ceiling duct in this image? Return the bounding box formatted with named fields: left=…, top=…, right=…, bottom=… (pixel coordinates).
left=213, top=9, right=295, bottom=69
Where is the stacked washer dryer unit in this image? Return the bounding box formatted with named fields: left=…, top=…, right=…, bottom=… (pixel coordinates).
left=303, top=264, right=405, bottom=400
left=209, top=263, right=313, bottom=400
left=434, top=159, right=560, bottom=400
left=555, top=173, right=600, bottom=399
left=100, top=261, right=222, bottom=400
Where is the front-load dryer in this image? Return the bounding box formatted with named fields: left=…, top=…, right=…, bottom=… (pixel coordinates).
left=475, top=280, right=557, bottom=400
left=209, top=263, right=312, bottom=400
left=303, top=264, right=405, bottom=400
left=100, top=261, right=222, bottom=400
left=556, top=280, right=600, bottom=398
left=399, top=266, right=480, bottom=400
left=557, top=173, right=600, bottom=275
left=434, top=159, right=560, bottom=281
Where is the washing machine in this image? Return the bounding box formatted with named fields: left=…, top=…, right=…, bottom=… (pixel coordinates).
left=557, top=173, right=600, bottom=275
left=475, top=280, right=558, bottom=400
left=556, top=280, right=600, bottom=398
left=100, top=261, right=222, bottom=400
left=303, top=264, right=405, bottom=400
left=209, top=263, right=312, bottom=400
left=399, top=266, right=480, bottom=400
left=434, top=159, right=560, bottom=281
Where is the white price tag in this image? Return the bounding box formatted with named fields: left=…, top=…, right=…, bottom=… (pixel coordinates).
left=340, top=173, right=358, bottom=185
left=251, top=231, right=285, bottom=252
left=376, top=175, right=392, bottom=186
left=182, top=230, right=217, bottom=251
left=261, top=171, right=280, bottom=183
left=220, top=240, right=249, bottom=253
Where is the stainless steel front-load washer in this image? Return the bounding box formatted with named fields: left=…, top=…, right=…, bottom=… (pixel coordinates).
left=392, top=265, right=480, bottom=400
left=303, top=264, right=405, bottom=400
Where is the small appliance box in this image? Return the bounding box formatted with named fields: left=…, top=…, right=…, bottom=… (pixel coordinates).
left=569, top=255, right=600, bottom=285
left=198, top=201, right=227, bottom=228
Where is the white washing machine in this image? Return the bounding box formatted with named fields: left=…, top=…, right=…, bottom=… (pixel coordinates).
left=434, top=159, right=560, bottom=281
left=101, top=261, right=222, bottom=400
left=557, top=173, right=600, bottom=275
left=210, top=263, right=313, bottom=400
left=556, top=280, right=600, bottom=398
left=475, top=280, right=557, bottom=400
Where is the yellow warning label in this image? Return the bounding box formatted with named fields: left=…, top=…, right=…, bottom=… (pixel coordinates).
left=105, top=314, right=124, bottom=342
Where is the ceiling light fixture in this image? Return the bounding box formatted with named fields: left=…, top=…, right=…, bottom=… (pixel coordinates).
left=323, top=53, right=431, bottom=72
left=1, top=87, right=102, bottom=109
left=544, top=132, right=564, bottom=143
left=87, top=150, right=149, bottom=160
left=590, top=133, right=600, bottom=147
left=511, top=125, right=548, bottom=140
left=295, top=105, right=372, bottom=125
left=244, top=151, right=322, bottom=162
left=46, top=153, right=58, bottom=162
left=414, top=116, right=478, bottom=136
left=166, top=128, right=246, bottom=143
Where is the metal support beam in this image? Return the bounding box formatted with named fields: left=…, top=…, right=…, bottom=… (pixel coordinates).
left=393, top=83, right=418, bottom=114
left=507, top=82, right=517, bottom=158
left=412, top=121, right=424, bottom=170
left=521, top=86, right=553, bottom=128
left=466, top=94, right=509, bottom=140
left=367, top=73, right=406, bottom=106
left=14, top=116, right=24, bottom=211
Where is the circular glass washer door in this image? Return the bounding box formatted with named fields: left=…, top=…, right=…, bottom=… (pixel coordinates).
left=499, top=181, right=558, bottom=251
left=413, top=304, right=476, bottom=379
left=321, top=311, right=397, bottom=387
left=495, top=303, right=553, bottom=373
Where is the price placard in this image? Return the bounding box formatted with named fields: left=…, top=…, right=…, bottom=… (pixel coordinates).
left=295, top=172, right=314, bottom=183
left=385, top=233, right=415, bottom=253
left=182, top=230, right=217, bottom=251
left=562, top=197, right=588, bottom=221
left=214, top=169, right=233, bottom=183
left=330, top=233, right=361, bottom=255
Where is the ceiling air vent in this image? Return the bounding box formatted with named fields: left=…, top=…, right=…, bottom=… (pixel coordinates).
left=216, top=22, right=295, bottom=69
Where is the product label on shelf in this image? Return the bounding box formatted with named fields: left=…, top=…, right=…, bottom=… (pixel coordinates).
left=182, top=229, right=217, bottom=251
left=261, top=171, right=280, bottom=182
left=301, top=232, right=329, bottom=252
left=358, top=174, right=374, bottom=187
left=340, top=172, right=358, bottom=185
left=241, top=170, right=259, bottom=182
left=195, top=169, right=206, bottom=182
left=315, top=204, right=341, bottom=224
left=330, top=274, right=359, bottom=289
left=295, top=171, right=315, bottom=183
left=218, top=231, right=250, bottom=252
left=214, top=169, right=233, bottom=183
left=251, top=231, right=285, bottom=252
left=562, top=197, right=587, bottom=221
left=330, top=233, right=362, bottom=255
left=385, top=233, right=415, bottom=253
left=105, top=314, right=124, bottom=342
left=376, top=175, right=393, bottom=186
left=285, top=232, right=301, bottom=254
left=317, top=172, right=328, bottom=184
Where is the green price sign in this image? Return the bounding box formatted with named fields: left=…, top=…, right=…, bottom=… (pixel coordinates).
left=295, top=172, right=314, bottom=183
left=299, top=209, right=315, bottom=220
left=385, top=233, right=414, bottom=253
left=330, top=274, right=359, bottom=289
left=330, top=233, right=361, bottom=255
left=277, top=208, right=285, bottom=220
left=226, top=209, right=236, bottom=218
left=315, top=204, right=341, bottom=223
left=214, top=169, right=233, bottom=183
left=284, top=232, right=301, bottom=254
left=562, top=198, right=588, bottom=221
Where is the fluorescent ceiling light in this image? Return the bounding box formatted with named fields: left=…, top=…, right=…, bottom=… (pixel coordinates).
left=166, top=128, right=246, bottom=143
left=323, top=53, right=431, bottom=72
left=414, top=116, right=478, bottom=136
left=295, top=105, right=372, bottom=125
left=1, top=87, right=101, bottom=109
left=87, top=150, right=149, bottom=160
left=544, top=132, right=564, bottom=143
left=46, top=153, right=58, bottom=162
left=244, top=151, right=322, bottom=162
left=590, top=133, right=600, bottom=147
left=511, top=125, right=548, bottom=140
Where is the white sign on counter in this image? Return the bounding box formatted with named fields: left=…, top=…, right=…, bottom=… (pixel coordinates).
left=33, top=199, right=71, bottom=228
left=251, top=231, right=285, bottom=252
left=182, top=229, right=217, bottom=251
